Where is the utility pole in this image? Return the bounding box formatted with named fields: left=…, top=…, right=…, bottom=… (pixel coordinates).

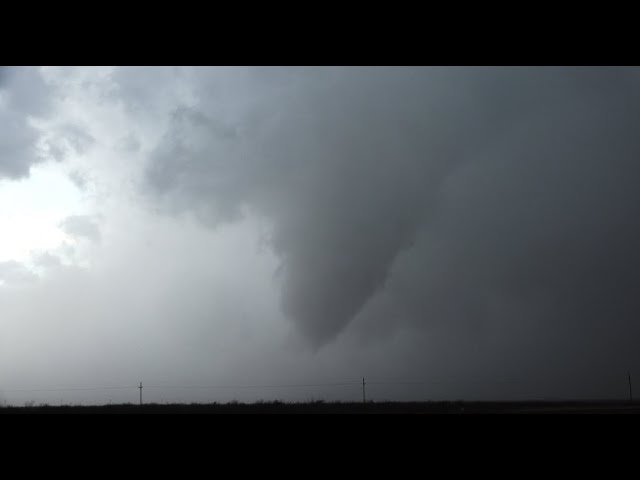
left=629, top=372, right=633, bottom=403
left=139, top=382, right=143, bottom=406
left=362, top=377, right=366, bottom=404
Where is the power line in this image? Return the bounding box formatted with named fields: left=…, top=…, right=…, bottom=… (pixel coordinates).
left=144, top=382, right=359, bottom=389
left=362, top=378, right=366, bottom=403
left=1, top=386, right=135, bottom=393
left=0, top=382, right=360, bottom=394
left=366, top=380, right=521, bottom=385
left=0, top=379, right=525, bottom=393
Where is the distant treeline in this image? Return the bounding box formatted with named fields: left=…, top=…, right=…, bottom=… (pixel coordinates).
left=1, top=400, right=639, bottom=414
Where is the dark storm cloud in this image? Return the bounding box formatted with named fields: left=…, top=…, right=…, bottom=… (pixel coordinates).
left=138, top=67, right=640, bottom=355
left=0, top=114, right=40, bottom=178
left=0, top=67, right=52, bottom=179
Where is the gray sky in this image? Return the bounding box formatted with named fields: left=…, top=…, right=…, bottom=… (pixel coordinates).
left=1, top=66, right=640, bottom=405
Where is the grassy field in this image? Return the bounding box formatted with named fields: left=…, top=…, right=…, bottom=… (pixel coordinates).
left=1, top=400, right=639, bottom=414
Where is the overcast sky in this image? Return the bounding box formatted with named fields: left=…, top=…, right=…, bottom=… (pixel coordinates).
left=1, top=66, right=640, bottom=405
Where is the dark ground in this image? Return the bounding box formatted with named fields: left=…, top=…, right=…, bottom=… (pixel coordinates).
left=2, top=400, right=640, bottom=414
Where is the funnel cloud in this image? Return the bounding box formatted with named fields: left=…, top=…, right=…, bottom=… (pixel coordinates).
left=142, top=67, right=640, bottom=352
